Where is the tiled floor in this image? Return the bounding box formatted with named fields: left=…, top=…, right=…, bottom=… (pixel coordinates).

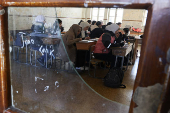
left=10, top=46, right=141, bottom=113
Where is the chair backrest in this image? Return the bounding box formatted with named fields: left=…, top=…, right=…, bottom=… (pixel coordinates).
left=89, top=45, right=96, bottom=60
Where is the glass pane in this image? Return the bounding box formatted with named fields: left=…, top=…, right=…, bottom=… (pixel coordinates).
left=92, top=16, right=97, bottom=21
left=99, top=8, right=105, bottom=16
left=98, top=16, right=104, bottom=21
left=109, top=9, right=116, bottom=16
left=8, top=7, right=138, bottom=113
left=116, top=17, right=123, bottom=23
left=92, top=8, right=98, bottom=16
left=117, top=9, right=124, bottom=17
left=143, top=17, right=147, bottom=26
left=145, top=10, right=148, bottom=17
left=109, top=17, right=115, bottom=23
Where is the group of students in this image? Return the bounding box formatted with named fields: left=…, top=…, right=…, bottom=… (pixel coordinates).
left=24, top=15, right=133, bottom=68
left=62, top=19, right=133, bottom=69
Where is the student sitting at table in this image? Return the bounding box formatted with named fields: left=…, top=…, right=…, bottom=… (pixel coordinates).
left=78, top=20, right=84, bottom=25
left=90, top=20, right=97, bottom=31
left=57, top=19, right=64, bottom=32
left=94, top=23, right=125, bottom=69
left=79, top=22, right=90, bottom=40
left=116, top=22, right=122, bottom=28
left=123, top=25, right=135, bottom=39
left=62, top=24, right=82, bottom=64
left=87, top=20, right=91, bottom=32
left=30, top=15, right=55, bottom=66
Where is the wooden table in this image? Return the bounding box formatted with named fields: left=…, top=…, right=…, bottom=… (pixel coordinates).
left=132, top=36, right=142, bottom=64
left=130, top=31, right=143, bottom=35
left=76, top=41, right=97, bottom=50
left=110, top=43, right=133, bottom=70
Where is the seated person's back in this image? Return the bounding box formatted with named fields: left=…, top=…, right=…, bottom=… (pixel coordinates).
left=90, top=28, right=104, bottom=39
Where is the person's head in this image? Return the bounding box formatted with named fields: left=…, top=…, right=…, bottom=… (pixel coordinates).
left=100, top=20, right=103, bottom=25
left=87, top=20, right=91, bottom=24
left=35, top=15, right=46, bottom=23
left=92, top=21, right=96, bottom=25
left=96, top=21, right=102, bottom=28
left=57, top=19, right=62, bottom=27
left=116, top=22, right=122, bottom=28
left=107, top=22, right=112, bottom=26
left=69, top=24, right=81, bottom=37
left=80, top=22, right=90, bottom=31
left=105, top=23, right=119, bottom=37
left=125, top=25, right=131, bottom=31
left=78, top=20, right=84, bottom=25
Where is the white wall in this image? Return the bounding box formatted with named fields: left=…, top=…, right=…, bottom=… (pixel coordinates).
left=122, top=9, right=146, bottom=32
left=8, top=7, right=84, bottom=31
left=56, top=7, right=84, bottom=31
left=8, top=7, right=146, bottom=32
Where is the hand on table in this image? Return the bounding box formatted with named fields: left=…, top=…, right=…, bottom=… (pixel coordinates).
left=79, top=38, right=82, bottom=41
left=85, top=37, right=90, bottom=40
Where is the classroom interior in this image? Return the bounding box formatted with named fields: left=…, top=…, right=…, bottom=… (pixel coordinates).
left=9, top=7, right=146, bottom=113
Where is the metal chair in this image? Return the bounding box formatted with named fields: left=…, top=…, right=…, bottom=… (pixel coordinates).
left=88, top=45, right=104, bottom=78
left=11, top=31, right=29, bottom=63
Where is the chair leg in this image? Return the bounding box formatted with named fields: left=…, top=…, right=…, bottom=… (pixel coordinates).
left=35, top=51, right=36, bottom=66
left=30, top=50, right=32, bottom=65
left=94, top=63, right=97, bottom=78
left=13, top=46, right=15, bottom=60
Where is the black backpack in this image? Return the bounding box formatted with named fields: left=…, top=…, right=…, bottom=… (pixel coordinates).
left=103, top=67, right=126, bottom=88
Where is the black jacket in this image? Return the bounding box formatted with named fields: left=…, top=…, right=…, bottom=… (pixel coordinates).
left=90, top=28, right=104, bottom=39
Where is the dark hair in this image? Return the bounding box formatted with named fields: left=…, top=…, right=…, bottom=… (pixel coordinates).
left=116, top=22, right=122, bottom=25
left=78, top=20, right=84, bottom=25
left=92, top=21, right=96, bottom=25
left=57, top=19, right=62, bottom=24
left=107, top=22, right=112, bottom=26
left=87, top=20, right=91, bottom=24
left=96, top=21, right=102, bottom=26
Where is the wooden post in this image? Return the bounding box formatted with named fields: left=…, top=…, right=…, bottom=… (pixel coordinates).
left=129, top=0, right=170, bottom=113
left=0, top=6, right=11, bottom=112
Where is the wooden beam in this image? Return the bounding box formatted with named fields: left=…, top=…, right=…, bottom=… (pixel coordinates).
left=0, top=1, right=152, bottom=9
left=0, top=7, right=11, bottom=112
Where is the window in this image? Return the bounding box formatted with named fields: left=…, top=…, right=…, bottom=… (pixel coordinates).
left=115, top=8, right=123, bottom=23
left=91, top=8, right=105, bottom=21
left=90, top=8, right=123, bottom=24
left=108, top=8, right=123, bottom=24
left=108, top=8, right=116, bottom=23
left=143, top=10, right=148, bottom=26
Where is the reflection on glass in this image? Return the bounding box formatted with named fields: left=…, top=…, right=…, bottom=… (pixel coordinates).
left=8, top=7, right=143, bottom=113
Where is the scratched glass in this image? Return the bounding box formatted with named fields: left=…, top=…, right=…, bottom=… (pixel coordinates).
left=8, top=7, right=131, bottom=113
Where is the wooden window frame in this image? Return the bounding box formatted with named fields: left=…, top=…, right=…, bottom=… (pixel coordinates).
left=0, top=1, right=170, bottom=113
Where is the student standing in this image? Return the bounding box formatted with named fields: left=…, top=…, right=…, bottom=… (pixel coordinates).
left=79, top=22, right=90, bottom=40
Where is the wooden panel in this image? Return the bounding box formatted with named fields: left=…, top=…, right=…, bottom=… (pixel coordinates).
left=0, top=0, right=152, bottom=9
left=0, top=7, right=11, bottom=112
left=129, top=1, right=170, bottom=113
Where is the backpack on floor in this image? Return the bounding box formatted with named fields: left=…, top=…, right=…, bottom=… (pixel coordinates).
left=103, top=67, right=126, bottom=88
